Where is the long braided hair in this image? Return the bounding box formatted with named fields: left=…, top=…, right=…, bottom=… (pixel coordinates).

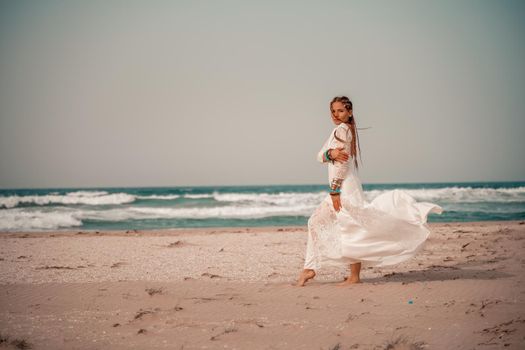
left=330, top=96, right=363, bottom=171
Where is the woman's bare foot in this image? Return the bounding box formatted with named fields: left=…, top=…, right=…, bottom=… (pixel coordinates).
left=295, top=269, right=316, bottom=287
left=336, top=262, right=362, bottom=286
left=335, top=276, right=362, bottom=286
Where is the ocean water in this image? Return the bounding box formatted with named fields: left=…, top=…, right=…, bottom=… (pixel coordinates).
left=0, top=181, right=524, bottom=232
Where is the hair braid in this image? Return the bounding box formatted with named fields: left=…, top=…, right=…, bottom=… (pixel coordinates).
left=330, top=96, right=363, bottom=171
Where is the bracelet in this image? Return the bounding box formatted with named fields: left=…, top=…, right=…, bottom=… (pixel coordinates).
left=324, top=149, right=331, bottom=162
left=329, top=186, right=341, bottom=196
left=330, top=178, right=343, bottom=190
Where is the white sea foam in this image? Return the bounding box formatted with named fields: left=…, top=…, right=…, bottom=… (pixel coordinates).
left=0, top=208, right=83, bottom=231
left=213, top=191, right=327, bottom=206
left=73, top=200, right=316, bottom=222
left=2, top=186, right=522, bottom=210
left=209, top=187, right=525, bottom=205
left=365, top=186, right=525, bottom=203
left=1, top=185, right=523, bottom=231
left=0, top=203, right=316, bottom=231
left=0, top=191, right=136, bottom=208
left=183, top=194, right=214, bottom=199
left=136, top=194, right=181, bottom=200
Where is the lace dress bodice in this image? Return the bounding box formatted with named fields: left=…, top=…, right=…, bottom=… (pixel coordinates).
left=316, top=122, right=354, bottom=190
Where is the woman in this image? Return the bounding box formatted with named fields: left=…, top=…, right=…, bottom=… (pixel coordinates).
left=296, top=96, right=443, bottom=287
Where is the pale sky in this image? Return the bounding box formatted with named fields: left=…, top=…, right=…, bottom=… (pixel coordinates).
left=0, top=0, right=524, bottom=189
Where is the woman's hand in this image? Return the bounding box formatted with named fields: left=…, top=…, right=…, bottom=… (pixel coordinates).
left=329, top=147, right=349, bottom=162
left=331, top=194, right=342, bottom=212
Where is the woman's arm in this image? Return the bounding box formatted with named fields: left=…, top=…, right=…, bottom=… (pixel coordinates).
left=317, top=147, right=350, bottom=164
left=330, top=128, right=351, bottom=192
left=330, top=127, right=351, bottom=212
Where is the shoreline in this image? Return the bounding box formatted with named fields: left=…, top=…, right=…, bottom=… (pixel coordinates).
left=1, top=219, right=523, bottom=239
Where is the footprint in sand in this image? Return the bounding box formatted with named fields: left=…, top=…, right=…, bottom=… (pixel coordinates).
left=145, top=287, right=165, bottom=296
left=443, top=300, right=456, bottom=307
left=129, top=307, right=161, bottom=323
left=201, top=272, right=222, bottom=279
left=166, top=240, right=184, bottom=248
left=110, top=261, right=128, bottom=268
left=465, top=298, right=506, bottom=317
left=476, top=317, right=525, bottom=346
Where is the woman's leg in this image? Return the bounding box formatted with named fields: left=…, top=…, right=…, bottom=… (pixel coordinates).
left=296, top=199, right=333, bottom=286
left=296, top=221, right=318, bottom=286
left=295, top=269, right=316, bottom=287
left=336, top=262, right=362, bottom=286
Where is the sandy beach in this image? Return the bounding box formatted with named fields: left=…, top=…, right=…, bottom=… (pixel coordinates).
left=0, top=220, right=524, bottom=349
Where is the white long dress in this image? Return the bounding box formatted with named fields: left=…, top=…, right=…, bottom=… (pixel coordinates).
left=303, top=122, right=444, bottom=270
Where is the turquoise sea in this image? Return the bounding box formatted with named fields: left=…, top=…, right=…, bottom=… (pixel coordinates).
left=0, top=181, right=524, bottom=232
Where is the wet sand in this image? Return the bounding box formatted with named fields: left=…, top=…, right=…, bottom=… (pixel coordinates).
left=0, top=221, right=524, bottom=349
